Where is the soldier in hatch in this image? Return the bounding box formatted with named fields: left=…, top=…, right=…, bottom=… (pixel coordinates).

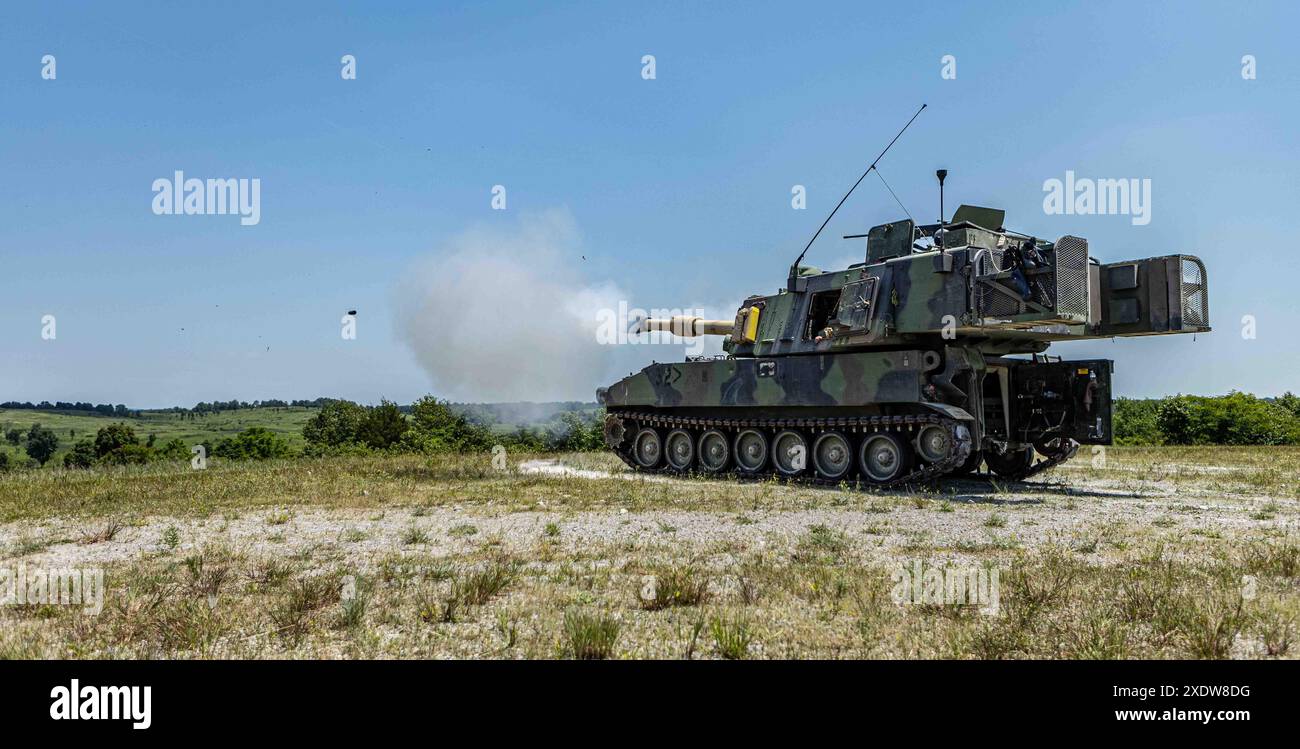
left=1003, top=237, right=1044, bottom=300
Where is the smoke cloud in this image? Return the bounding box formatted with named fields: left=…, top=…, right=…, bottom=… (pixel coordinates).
left=395, top=210, right=632, bottom=403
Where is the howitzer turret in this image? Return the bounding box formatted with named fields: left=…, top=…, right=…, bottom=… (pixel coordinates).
left=598, top=178, right=1210, bottom=486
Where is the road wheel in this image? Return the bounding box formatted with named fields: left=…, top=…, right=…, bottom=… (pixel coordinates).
left=664, top=429, right=695, bottom=472
left=812, top=432, right=853, bottom=480
left=697, top=430, right=730, bottom=473
left=632, top=428, right=663, bottom=469
left=771, top=430, right=808, bottom=476
left=858, top=432, right=912, bottom=484
left=733, top=429, right=769, bottom=474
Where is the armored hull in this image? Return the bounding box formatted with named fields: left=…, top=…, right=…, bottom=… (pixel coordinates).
left=598, top=204, right=1209, bottom=486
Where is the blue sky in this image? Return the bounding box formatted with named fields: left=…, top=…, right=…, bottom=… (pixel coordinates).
left=1, top=0, right=1296, bottom=406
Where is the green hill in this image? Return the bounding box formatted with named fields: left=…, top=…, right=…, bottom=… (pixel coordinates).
left=0, top=407, right=317, bottom=467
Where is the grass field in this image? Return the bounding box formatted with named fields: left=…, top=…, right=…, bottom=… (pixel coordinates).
left=0, top=407, right=317, bottom=466
left=0, top=447, right=1296, bottom=659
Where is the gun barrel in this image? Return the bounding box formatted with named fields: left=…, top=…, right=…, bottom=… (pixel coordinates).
left=638, top=316, right=733, bottom=337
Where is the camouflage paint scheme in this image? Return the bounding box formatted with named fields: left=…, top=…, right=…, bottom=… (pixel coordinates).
left=601, top=350, right=930, bottom=410
left=598, top=205, right=1209, bottom=452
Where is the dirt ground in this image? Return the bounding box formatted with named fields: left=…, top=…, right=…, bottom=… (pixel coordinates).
left=1, top=449, right=1296, bottom=659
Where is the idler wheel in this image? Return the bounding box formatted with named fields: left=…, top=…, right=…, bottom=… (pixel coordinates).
left=1033, top=436, right=1072, bottom=459
left=985, top=446, right=1033, bottom=478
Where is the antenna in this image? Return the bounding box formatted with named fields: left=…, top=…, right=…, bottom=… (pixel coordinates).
left=936, top=169, right=948, bottom=223
left=934, top=168, right=948, bottom=252
left=788, top=104, right=927, bottom=286
left=874, top=167, right=913, bottom=224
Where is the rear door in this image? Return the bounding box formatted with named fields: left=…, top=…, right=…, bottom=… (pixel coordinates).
left=1010, top=359, right=1113, bottom=444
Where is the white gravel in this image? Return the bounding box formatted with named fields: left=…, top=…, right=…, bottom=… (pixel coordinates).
left=2, top=458, right=1292, bottom=572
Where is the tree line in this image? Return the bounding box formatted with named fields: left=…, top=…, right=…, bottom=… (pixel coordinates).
left=1, top=402, right=138, bottom=417
left=0, top=398, right=337, bottom=418
left=1114, top=392, right=1300, bottom=445
left=299, top=397, right=604, bottom=455
left=0, top=396, right=604, bottom=473
left=4, top=391, right=1297, bottom=474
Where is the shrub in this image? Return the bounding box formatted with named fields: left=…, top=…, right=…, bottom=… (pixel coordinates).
left=1277, top=392, right=1300, bottom=418
left=453, top=560, right=516, bottom=607
left=399, top=396, right=494, bottom=453
left=1157, top=396, right=1194, bottom=445
left=63, top=440, right=97, bottom=469
left=1113, top=398, right=1162, bottom=445
left=93, top=423, right=139, bottom=457
left=419, top=559, right=517, bottom=623
left=547, top=411, right=605, bottom=451
left=640, top=565, right=710, bottom=610
left=99, top=443, right=156, bottom=466
left=302, top=400, right=366, bottom=448
left=1120, top=392, right=1300, bottom=446
left=501, top=426, right=547, bottom=452
left=564, top=610, right=621, bottom=659
left=401, top=526, right=429, bottom=545
left=86, top=423, right=157, bottom=465
left=214, top=427, right=291, bottom=460
left=157, top=438, right=191, bottom=461
left=710, top=616, right=753, bottom=659
left=357, top=400, right=407, bottom=450
left=24, top=424, right=59, bottom=466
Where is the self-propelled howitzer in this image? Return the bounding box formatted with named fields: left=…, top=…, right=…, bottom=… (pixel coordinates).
left=598, top=202, right=1209, bottom=485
